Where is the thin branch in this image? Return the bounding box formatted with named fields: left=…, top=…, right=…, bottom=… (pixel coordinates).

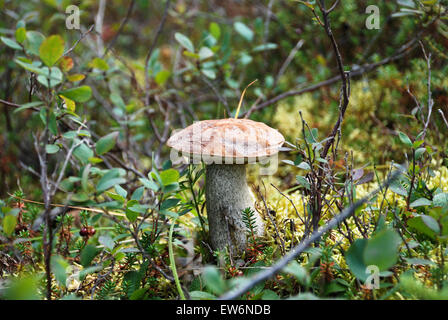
left=144, top=0, right=171, bottom=103
left=102, top=0, right=136, bottom=57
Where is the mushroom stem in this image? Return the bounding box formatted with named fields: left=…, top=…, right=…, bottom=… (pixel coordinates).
left=205, top=164, right=264, bottom=255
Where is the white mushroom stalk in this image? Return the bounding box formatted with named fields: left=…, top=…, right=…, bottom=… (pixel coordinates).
left=167, top=118, right=285, bottom=256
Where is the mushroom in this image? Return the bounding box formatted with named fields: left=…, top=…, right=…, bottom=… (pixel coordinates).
left=167, top=118, right=284, bottom=255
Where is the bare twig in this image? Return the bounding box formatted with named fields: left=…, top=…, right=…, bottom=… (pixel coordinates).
left=144, top=0, right=171, bottom=104
left=102, top=0, right=136, bottom=57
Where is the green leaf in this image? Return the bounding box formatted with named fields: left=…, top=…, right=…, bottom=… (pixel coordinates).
left=198, top=47, right=214, bottom=60
left=398, top=131, right=413, bottom=148
left=433, top=193, right=448, bottom=209
left=73, top=140, right=94, bottom=164
left=296, top=175, right=310, bottom=190
left=95, top=131, right=119, bottom=155
left=420, top=215, right=440, bottom=234
left=80, top=244, right=99, bottom=267
left=88, top=57, right=109, bottom=71
left=234, top=22, right=254, bottom=41
left=389, top=178, right=408, bottom=197
left=261, top=290, right=280, bottom=300
left=189, top=291, right=217, bottom=300
left=160, top=169, right=180, bottom=186
left=45, top=144, right=60, bottom=154
left=25, top=31, right=45, bottom=56
left=114, top=184, right=127, bottom=199
left=209, top=22, right=221, bottom=40
left=131, top=187, right=144, bottom=201
left=252, top=43, right=278, bottom=52
left=13, top=101, right=44, bottom=113
left=139, top=178, right=159, bottom=192
left=126, top=208, right=139, bottom=223
left=283, top=261, right=309, bottom=286
left=106, top=192, right=126, bottom=203
left=346, top=238, right=369, bottom=282
left=408, top=216, right=438, bottom=239
left=3, top=215, right=17, bottom=236
left=15, top=27, right=26, bottom=44
left=97, top=177, right=126, bottom=193
left=99, top=235, right=115, bottom=250
left=410, top=198, right=432, bottom=208
left=415, top=147, right=426, bottom=160
left=39, top=35, right=64, bottom=67
left=155, top=70, right=171, bottom=86
left=1, top=36, right=22, bottom=50
left=51, top=255, right=69, bottom=287
left=36, top=66, right=63, bottom=88
left=202, top=266, right=226, bottom=295
left=59, top=86, right=92, bottom=103
left=297, top=162, right=311, bottom=171
left=201, top=68, right=216, bottom=79
left=363, top=229, right=401, bottom=271
left=174, top=32, right=194, bottom=52
left=160, top=198, right=181, bottom=210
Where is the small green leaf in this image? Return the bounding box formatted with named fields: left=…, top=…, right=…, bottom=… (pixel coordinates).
left=346, top=238, right=369, bottom=282
left=155, top=70, right=171, bottom=86
left=59, top=86, right=92, bottom=103
left=421, top=215, right=440, bottom=234
left=189, top=291, right=217, bottom=300
left=80, top=244, right=99, bottom=267
left=25, top=31, right=45, bottom=56
left=97, top=177, right=126, bottom=193
left=202, top=266, right=226, bottom=295
left=115, top=184, right=127, bottom=199
left=15, top=27, right=27, bottom=44
left=39, top=35, right=64, bottom=67
left=296, top=175, right=310, bottom=190
left=410, top=198, right=432, bottom=208
left=99, top=235, right=115, bottom=250
left=201, top=68, right=216, bottom=79
left=51, top=255, right=69, bottom=287
left=234, top=22, right=254, bottom=41
left=45, top=144, right=60, bottom=154
left=88, top=57, right=109, bottom=71
left=209, top=22, right=221, bottom=40
left=433, top=193, right=448, bottom=209
left=1, top=37, right=22, bottom=50
left=408, top=216, right=437, bottom=239
left=252, top=43, right=278, bottom=52
left=160, top=198, right=181, bottom=210
left=398, top=131, right=413, bottom=148
left=131, top=186, right=144, bottom=201
left=160, top=169, right=180, bottom=186
left=198, top=47, right=214, bottom=60
left=174, top=32, right=194, bottom=52
left=3, top=215, right=17, bottom=236
left=13, top=101, right=44, bottom=113
left=139, top=178, right=159, bottom=191
left=73, top=140, right=94, bottom=164
left=297, top=162, right=311, bottom=171
left=415, top=147, right=426, bottom=160
left=96, top=131, right=119, bottom=155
